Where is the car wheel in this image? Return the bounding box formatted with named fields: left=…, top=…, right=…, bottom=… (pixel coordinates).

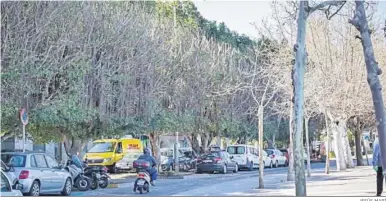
left=222, top=164, right=227, bottom=174
left=61, top=178, right=72, bottom=196
left=269, top=161, right=273, bottom=169
left=28, top=180, right=40, bottom=196
left=233, top=164, right=238, bottom=173
left=275, top=161, right=279, bottom=168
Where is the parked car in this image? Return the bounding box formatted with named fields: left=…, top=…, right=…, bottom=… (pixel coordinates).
left=115, top=151, right=142, bottom=172
left=226, top=145, right=272, bottom=170
left=1, top=160, right=19, bottom=188
left=279, top=148, right=289, bottom=162
left=265, top=149, right=288, bottom=167
left=160, top=149, right=194, bottom=172
left=1, top=152, right=73, bottom=196
left=226, top=144, right=257, bottom=170
left=196, top=151, right=238, bottom=174
left=259, top=150, right=273, bottom=168
left=277, top=148, right=308, bottom=163
left=1, top=169, right=23, bottom=196
left=182, top=150, right=199, bottom=169
left=208, top=145, right=221, bottom=152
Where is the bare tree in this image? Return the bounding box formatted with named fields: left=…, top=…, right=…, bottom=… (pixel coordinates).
left=349, top=0, right=386, bottom=174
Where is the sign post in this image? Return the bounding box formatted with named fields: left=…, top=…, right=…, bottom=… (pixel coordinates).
left=20, top=108, right=28, bottom=152
left=174, top=132, right=179, bottom=173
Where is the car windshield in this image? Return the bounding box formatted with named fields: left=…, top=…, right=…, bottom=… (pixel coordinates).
left=227, top=146, right=246, bottom=154
left=1, top=154, right=26, bottom=167
left=265, top=150, right=274, bottom=155
left=88, top=142, right=116, bottom=153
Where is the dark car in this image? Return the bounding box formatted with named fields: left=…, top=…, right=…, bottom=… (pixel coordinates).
left=196, top=151, right=238, bottom=174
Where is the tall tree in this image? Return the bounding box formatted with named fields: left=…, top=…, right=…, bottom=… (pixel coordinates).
left=349, top=0, right=386, bottom=174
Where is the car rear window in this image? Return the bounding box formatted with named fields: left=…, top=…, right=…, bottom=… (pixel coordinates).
left=280, top=149, right=288, bottom=153
left=203, top=152, right=220, bottom=158
left=265, top=150, right=274, bottom=155
left=1, top=154, right=26, bottom=167
left=227, top=146, right=246, bottom=154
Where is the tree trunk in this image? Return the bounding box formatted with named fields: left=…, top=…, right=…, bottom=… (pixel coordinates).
left=305, top=117, right=311, bottom=177
left=258, top=105, right=264, bottom=189
left=272, top=134, right=276, bottom=149
left=190, top=133, right=200, bottom=153
left=292, top=1, right=307, bottom=196
left=350, top=1, right=386, bottom=174
left=339, top=120, right=354, bottom=168
left=354, top=123, right=364, bottom=166
left=331, top=122, right=347, bottom=171
left=287, top=94, right=295, bottom=181
left=324, top=114, right=330, bottom=174
left=362, top=138, right=370, bottom=165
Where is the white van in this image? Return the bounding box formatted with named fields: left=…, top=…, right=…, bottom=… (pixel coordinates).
left=226, top=144, right=257, bottom=170
left=226, top=144, right=273, bottom=170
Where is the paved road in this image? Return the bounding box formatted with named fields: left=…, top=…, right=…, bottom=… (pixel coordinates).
left=72, top=162, right=333, bottom=196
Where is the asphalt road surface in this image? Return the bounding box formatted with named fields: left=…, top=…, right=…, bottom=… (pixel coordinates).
left=72, top=162, right=333, bottom=196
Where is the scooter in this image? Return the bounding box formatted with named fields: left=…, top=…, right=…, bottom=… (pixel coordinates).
left=83, top=160, right=110, bottom=190
left=132, top=160, right=152, bottom=194
left=64, top=154, right=92, bottom=191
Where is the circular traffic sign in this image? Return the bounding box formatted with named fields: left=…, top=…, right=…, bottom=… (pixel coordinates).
left=20, top=108, right=28, bottom=125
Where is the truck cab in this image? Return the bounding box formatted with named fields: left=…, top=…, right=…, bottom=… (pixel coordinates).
left=84, top=138, right=143, bottom=173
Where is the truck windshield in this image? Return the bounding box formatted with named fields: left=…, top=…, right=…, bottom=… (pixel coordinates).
left=88, top=142, right=116, bottom=153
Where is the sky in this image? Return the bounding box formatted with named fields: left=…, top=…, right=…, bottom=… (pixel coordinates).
left=194, top=0, right=386, bottom=38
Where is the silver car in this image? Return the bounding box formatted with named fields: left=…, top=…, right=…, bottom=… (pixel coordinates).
left=116, top=152, right=142, bottom=172
left=1, top=152, right=72, bottom=196
left=1, top=170, right=23, bottom=196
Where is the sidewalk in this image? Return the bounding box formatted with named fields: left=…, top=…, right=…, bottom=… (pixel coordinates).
left=238, top=166, right=377, bottom=196
left=173, top=166, right=378, bottom=196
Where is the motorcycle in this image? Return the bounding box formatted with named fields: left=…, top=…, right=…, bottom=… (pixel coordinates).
left=83, top=160, right=110, bottom=190
left=64, top=154, right=92, bottom=191
left=160, top=155, right=192, bottom=172
left=132, top=160, right=152, bottom=194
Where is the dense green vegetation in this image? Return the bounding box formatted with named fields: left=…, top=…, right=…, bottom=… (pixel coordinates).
left=1, top=1, right=289, bottom=151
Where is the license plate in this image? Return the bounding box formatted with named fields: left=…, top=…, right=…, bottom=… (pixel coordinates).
left=203, top=160, right=212, bottom=163
left=137, top=180, right=145, bottom=185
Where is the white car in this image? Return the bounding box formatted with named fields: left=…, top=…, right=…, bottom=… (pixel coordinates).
left=1, top=170, right=23, bottom=196
left=227, top=144, right=258, bottom=170
left=265, top=149, right=288, bottom=167
left=115, top=151, right=142, bottom=172
left=258, top=150, right=273, bottom=169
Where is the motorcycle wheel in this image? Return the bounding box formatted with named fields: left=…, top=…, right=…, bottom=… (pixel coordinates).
left=75, top=177, right=91, bottom=191
left=139, top=187, right=143, bottom=194
left=99, top=177, right=109, bottom=188
left=90, top=179, right=98, bottom=190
